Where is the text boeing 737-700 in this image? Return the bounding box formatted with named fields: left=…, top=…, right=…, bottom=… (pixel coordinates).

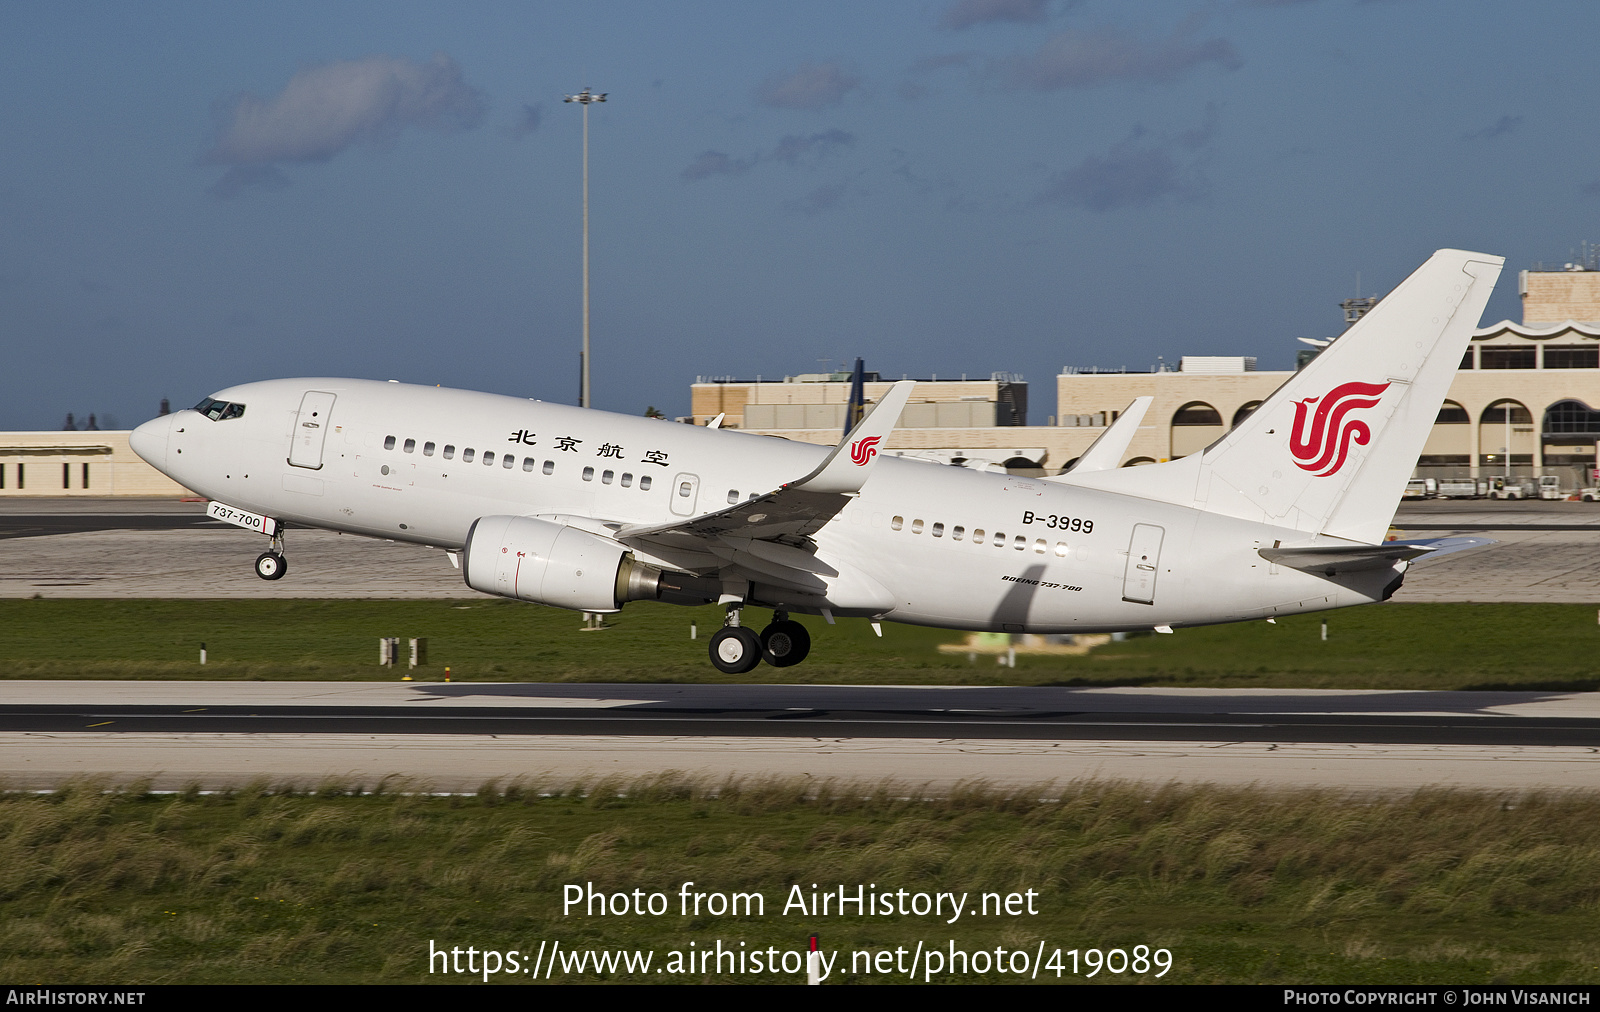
left=130, top=249, right=1501, bottom=673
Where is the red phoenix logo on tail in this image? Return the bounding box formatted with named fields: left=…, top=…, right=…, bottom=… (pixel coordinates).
left=850, top=435, right=881, bottom=466
left=1289, top=381, right=1391, bottom=476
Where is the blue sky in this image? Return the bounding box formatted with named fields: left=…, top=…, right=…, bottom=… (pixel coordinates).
left=3, top=0, right=1598, bottom=429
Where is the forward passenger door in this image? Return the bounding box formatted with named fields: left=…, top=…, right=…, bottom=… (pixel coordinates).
left=288, top=391, right=337, bottom=469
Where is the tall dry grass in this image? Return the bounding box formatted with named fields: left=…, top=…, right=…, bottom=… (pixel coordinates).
left=3, top=776, right=1599, bottom=983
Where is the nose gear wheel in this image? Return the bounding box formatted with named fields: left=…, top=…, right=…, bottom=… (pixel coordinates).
left=255, top=552, right=287, bottom=581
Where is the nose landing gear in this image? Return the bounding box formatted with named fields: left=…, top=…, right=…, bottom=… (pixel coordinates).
left=254, top=531, right=287, bottom=581
left=707, top=607, right=812, bottom=673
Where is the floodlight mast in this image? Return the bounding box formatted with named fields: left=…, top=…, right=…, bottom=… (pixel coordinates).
left=564, top=87, right=606, bottom=408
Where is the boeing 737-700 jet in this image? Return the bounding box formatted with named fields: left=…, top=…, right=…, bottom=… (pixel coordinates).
left=130, top=249, right=1501, bottom=673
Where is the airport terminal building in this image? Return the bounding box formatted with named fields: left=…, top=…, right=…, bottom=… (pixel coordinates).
left=696, top=266, right=1600, bottom=487
left=0, top=429, right=189, bottom=497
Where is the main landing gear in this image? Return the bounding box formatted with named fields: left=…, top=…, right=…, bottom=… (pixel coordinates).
left=708, top=607, right=812, bottom=674
left=254, top=531, right=287, bottom=581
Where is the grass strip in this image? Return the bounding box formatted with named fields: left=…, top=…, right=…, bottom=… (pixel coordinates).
left=0, top=599, right=1597, bottom=689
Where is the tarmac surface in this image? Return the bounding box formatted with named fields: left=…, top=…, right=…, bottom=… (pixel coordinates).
left=0, top=498, right=469, bottom=598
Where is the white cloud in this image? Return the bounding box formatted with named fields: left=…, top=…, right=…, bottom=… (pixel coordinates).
left=940, top=0, right=1053, bottom=30
left=205, top=54, right=486, bottom=193
left=1004, top=29, right=1241, bottom=90
left=757, top=62, right=862, bottom=110
left=682, top=131, right=855, bottom=181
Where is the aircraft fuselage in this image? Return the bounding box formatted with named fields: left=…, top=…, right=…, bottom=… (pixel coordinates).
left=132, top=377, right=1395, bottom=635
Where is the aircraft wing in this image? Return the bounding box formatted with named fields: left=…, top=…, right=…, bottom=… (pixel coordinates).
left=613, top=380, right=915, bottom=545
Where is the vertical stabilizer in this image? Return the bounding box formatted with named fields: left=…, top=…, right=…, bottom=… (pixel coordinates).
left=1066, top=249, right=1503, bottom=544
left=1201, top=249, right=1502, bottom=542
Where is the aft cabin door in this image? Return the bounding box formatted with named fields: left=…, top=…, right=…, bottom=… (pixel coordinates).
left=288, top=391, right=337, bottom=469
left=1121, top=523, right=1164, bottom=604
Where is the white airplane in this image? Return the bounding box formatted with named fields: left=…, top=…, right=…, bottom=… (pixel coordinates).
left=131, top=249, right=1501, bottom=673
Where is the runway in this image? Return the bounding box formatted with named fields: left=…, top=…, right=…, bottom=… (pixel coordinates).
left=7, top=681, right=1600, bottom=792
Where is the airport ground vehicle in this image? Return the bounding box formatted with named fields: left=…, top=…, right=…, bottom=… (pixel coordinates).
left=130, top=250, right=1503, bottom=673
left=1437, top=478, right=1486, bottom=498
left=1485, top=476, right=1567, bottom=500
left=1488, top=477, right=1535, bottom=500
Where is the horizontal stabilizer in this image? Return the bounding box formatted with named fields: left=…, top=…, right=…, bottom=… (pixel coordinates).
left=1385, top=536, right=1496, bottom=566
left=1259, top=536, right=1493, bottom=576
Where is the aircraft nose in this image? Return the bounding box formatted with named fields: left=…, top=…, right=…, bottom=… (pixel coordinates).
left=129, top=414, right=172, bottom=469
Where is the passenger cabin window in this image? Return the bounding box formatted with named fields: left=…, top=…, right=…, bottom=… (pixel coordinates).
left=621, top=473, right=633, bottom=487
left=443, top=445, right=455, bottom=460
left=463, top=448, right=475, bottom=462
left=1055, top=543, right=1068, bottom=557
left=483, top=452, right=496, bottom=466
left=911, top=519, right=924, bottom=534
left=727, top=489, right=739, bottom=503
left=972, top=528, right=984, bottom=542
left=384, top=435, right=397, bottom=450
left=502, top=455, right=514, bottom=469
left=993, top=532, right=1005, bottom=546
left=1033, top=539, right=1046, bottom=554
left=932, top=523, right=944, bottom=537
left=891, top=516, right=904, bottom=531
left=678, top=481, right=691, bottom=497
left=523, top=457, right=535, bottom=471
left=583, top=467, right=595, bottom=481
left=640, top=475, right=653, bottom=491
left=403, top=438, right=415, bottom=453
left=1013, top=535, right=1026, bottom=550
left=952, top=526, right=964, bottom=541
left=602, top=470, right=614, bottom=484
left=542, top=460, right=555, bottom=475
left=423, top=442, right=435, bottom=456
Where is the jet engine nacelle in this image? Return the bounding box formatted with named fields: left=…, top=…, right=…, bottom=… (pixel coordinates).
left=462, top=515, right=664, bottom=613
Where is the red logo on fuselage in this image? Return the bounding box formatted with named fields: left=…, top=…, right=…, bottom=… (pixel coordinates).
left=1289, top=381, right=1390, bottom=476
left=850, top=435, right=881, bottom=466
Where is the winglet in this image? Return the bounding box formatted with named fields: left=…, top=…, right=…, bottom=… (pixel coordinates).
left=792, top=380, right=915, bottom=494
left=1047, top=396, right=1153, bottom=481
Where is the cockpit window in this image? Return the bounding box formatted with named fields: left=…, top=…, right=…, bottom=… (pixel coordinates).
left=193, top=397, right=245, bottom=421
